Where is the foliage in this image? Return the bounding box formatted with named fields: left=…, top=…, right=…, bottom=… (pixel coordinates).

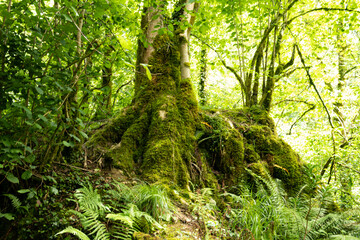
left=221, top=170, right=360, bottom=240
left=58, top=183, right=171, bottom=240
left=1, top=0, right=360, bottom=239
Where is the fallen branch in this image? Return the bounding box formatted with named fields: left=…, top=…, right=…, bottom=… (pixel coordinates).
left=54, top=161, right=94, bottom=173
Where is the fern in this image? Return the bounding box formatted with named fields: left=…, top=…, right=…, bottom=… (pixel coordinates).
left=106, top=181, right=135, bottom=210
left=305, top=209, right=360, bottom=240
left=3, top=194, right=22, bottom=210
left=223, top=170, right=360, bottom=240
left=75, top=184, right=110, bottom=214
left=58, top=183, right=163, bottom=240
left=56, top=226, right=91, bottom=240
left=81, top=209, right=110, bottom=240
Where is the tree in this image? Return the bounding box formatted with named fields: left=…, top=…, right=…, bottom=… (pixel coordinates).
left=88, top=0, right=200, bottom=187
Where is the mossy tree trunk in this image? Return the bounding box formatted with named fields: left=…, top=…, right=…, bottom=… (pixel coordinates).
left=198, top=47, right=207, bottom=106
left=88, top=1, right=199, bottom=188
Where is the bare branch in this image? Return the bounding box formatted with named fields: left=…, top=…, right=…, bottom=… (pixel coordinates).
left=288, top=7, right=360, bottom=24
left=295, top=44, right=334, bottom=129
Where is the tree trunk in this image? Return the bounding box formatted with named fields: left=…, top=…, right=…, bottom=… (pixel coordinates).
left=199, top=47, right=207, bottom=106
left=87, top=1, right=199, bottom=188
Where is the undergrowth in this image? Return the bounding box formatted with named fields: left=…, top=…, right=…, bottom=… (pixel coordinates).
left=219, top=169, right=360, bottom=240
left=57, top=182, right=173, bottom=239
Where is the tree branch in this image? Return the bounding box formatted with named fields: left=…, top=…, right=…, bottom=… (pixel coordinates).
left=288, top=7, right=360, bottom=24
left=295, top=44, right=334, bottom=129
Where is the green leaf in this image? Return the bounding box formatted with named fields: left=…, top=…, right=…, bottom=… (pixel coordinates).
left=140, top=63, right=152, bottom=80
left=70, top=134, right=81, bottom=142
left=21, top=170, right=32, bottom=180
left=6, top=173, right=19, bottom=184
left=50, top=186, right=59, bottom=195
left=35, top=86, right=44, bottom=95
left=0, top=213, right=14, bottom=221
left=1, top=139, right=11, bottom=147
left=62, top=141, right=74, bottom=147
left=124, top=61, right=134, bottom=68
left=76, top=118, right=85, bottom=128
left=18, top=189, right=31, bottom=194
left=63, top=14, right=72, bottom=22
left=25, top=155, right=35, bottom=164
left=79, top=131, right=88, bottom=139
left=56, top=227, right=90, bottom=240
left=71, top=6, right=79, bottom=16
left=38, top=114, right=48, bottom=123
left=104, top=60, right=111, bottom=68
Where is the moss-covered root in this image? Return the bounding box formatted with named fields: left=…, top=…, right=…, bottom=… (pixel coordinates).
left=243, top=124, right=304, bottom=191
left=106, top=112, right=150, bottom=172
left=220, top=129, right=245, bottom=185
left=85, top=106, right=139, bottom=166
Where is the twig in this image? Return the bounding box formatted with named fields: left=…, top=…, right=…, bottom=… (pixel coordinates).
left=112, top=80, right=133, bottom=108
left=54, top=161, right=94, bottom=172
left=67, top=10, right=104, bottom=56
left=288, top=104, right=315, bottom=135
left=192, top=34, right=246, bottom=92
left=337, top=162, right=360, bottom=175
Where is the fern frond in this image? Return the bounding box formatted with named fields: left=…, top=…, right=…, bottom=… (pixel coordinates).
left=79, top=208, right=109, bottom=240
left=329, top=234, right=360, bottom=240
left=3, top=194, right=21, bottom=210
left=0, top=212, right=14, bottom=221
left=75, top=184, right=110, bottom=214
left=305, top=208, right=360, bottom=240
left=56, top=226, right=91, bottom=240
left=107, top=212, right=135, bottom=239
left=106, top=213, right=133, bottom=227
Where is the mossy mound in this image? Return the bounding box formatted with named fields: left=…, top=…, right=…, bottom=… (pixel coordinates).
left=86, top=103, right=305, bottom=194
left=197, top=105, right=305, bottom=192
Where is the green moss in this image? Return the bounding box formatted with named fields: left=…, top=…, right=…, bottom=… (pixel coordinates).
left=271, top=139, right=303, bottom=190
left=197, top=107, right=306, bottom=193
left=248, top=161, right=270, bottom=180
left=244, top=143, right=261, bottom=163
left=106, top=112, right=150, bottom=173
left=220, top=129, right=244, bottom=185
left=222, top=105, right=276, bottom=133
left=133, top=232, right=160, bottom=240
left=241, top=123, right=304, bottom=191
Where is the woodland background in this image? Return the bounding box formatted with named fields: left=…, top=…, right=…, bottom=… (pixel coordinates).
left=1, top=0, right=360, bottom=239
